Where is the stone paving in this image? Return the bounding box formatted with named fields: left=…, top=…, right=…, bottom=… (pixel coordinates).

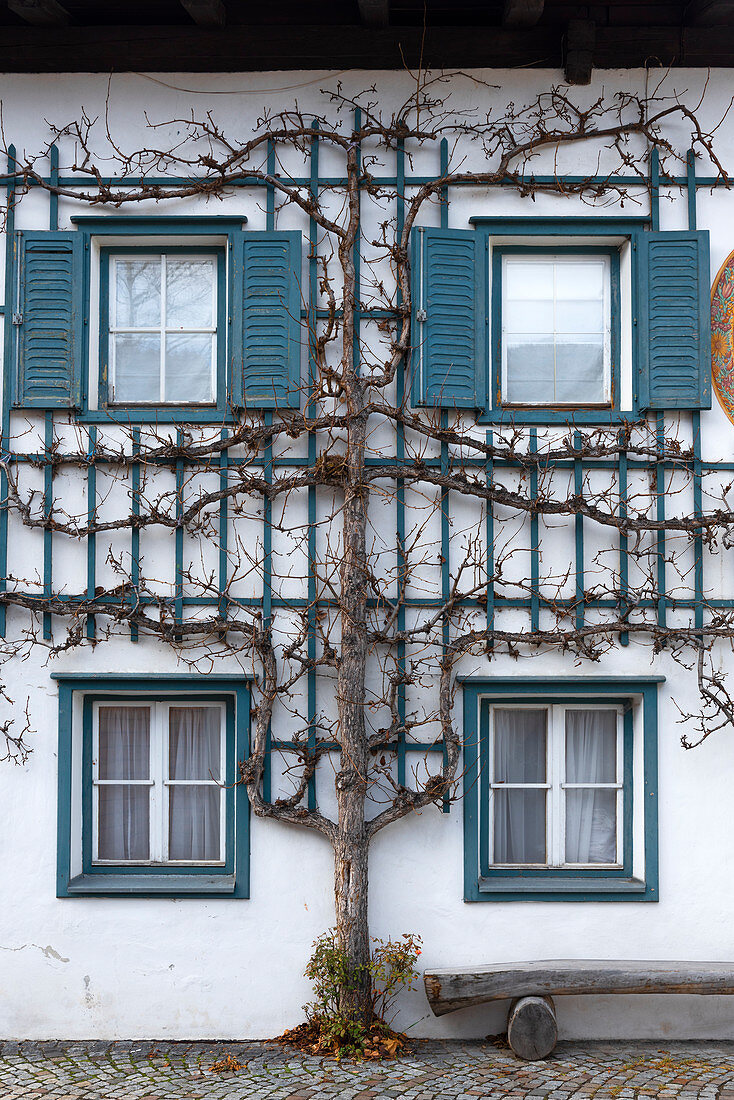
left=3, top=1040, right=734, bottom=1099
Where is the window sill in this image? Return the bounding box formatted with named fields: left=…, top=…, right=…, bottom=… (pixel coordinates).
left=470, top=875, right=654, bottom=902
left=62, top=873, right=238, bottom=898
left=76, top=408, right=237, bottom=425
left=477, top=408, right=635, bottom=426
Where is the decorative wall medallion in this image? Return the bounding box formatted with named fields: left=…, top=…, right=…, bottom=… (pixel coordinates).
left=711, top=249, right=734, bottom=425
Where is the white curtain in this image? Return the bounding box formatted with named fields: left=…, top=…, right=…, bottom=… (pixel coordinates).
left=168, top=707, right=221, bottom=861
left=565, top=709, right=617, bottom=863
left=493, top=709, right=547, bottom=864
left=97, top=706, right=150, bottom=861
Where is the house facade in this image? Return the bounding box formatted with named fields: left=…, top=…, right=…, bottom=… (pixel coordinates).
left=2, top=1, right=734, bottom=1044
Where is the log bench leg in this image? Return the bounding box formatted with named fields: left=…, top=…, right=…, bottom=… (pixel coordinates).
left=507, top=995, right=557, bottom=1061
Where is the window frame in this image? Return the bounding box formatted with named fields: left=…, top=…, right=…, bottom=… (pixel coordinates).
left=462, top=677, right=661, bottom=902
left=470, top=216, right=649, bottom=426
left=55, top=675, right=250, bottom=898
left=493, top=245, right=620, bottom=413
left=70, top=216, right=247, bottom=425
left=482, top=700, right=631, bottom=878
left=99, top=246, right=226, bottom=412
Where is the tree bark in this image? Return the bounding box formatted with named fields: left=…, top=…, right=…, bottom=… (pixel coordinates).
left=332, top=142, right=372, bottom=1025
left=333, top=816, right=371, bottom=1022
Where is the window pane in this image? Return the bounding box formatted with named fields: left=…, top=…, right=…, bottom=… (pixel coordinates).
left=565, top=789, right=617, bottom=863
left=554, top=298, right=605, bottom=334
left=505, top=261, right=554, bottom=300
left=166, top=258, right=215, bottom=329
left=114, top=259, right=161, bottom=328
left=555, top=261, right=604, bottom=300
left=169, top=706, right=221, bottom=781
left=98, top=706, right=150, bottom=779
left=494, top=708, right=546, bottom=783
left=169, top=787, right=221, bottom=861
left=554, top=335, right=605, bottom=403
left=98, top=785, right=150, bottom=861
left=504, top=299, right=554, bottom=334
left=493, top=789, right=546, bottom=863
left=164, top=334, right=214, bottom=403
left=113, top=333, right=161, bottom=403
left=565, top=709, right=617, bottom=783
left=505, top=336, right=554, bottom=403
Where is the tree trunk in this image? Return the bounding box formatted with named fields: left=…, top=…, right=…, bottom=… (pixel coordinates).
left=333, top=144, right=372, bottom=1024
left=333, top=400, right=371, bottom=1023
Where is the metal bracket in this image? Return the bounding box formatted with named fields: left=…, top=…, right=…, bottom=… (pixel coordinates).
left=416, top=308, right=427, bottom=323
left=11, top=312, right=22, bottom=325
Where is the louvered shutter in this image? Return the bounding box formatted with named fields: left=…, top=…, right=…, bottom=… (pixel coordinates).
left=230, top=231, right=302, bottom=408
left=13, top=231, right=84, bottom=408
left=637, top=230, right=711, bottom=410
left=411, top=227, right=481, bottom=408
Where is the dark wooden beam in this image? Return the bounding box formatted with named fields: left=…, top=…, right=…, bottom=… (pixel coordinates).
left=0, top=24, right=554, bottom=71
left=0, top=24, right=733, bottom=72
left=7, top=0, right=69, bottom=25
left=502, top=0, right=544, bottom=27
left=179, top=0, right=226, bottom=26
left=564, top=18, right=595, bottom=84
left=358, top=0, right=389, bottom=28
left=687, top=0, right=734, bottom=24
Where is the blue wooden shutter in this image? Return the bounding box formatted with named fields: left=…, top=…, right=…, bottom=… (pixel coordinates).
left=14, top=231, right=84, bottom=409
left=230, top=231, right=301, bottom=408
left=411, top=227, right=480, bottom=408
left=637, top=230, right=711, bottom=410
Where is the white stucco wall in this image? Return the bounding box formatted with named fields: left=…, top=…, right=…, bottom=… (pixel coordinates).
left=0, top=67, right=734, bottom=1041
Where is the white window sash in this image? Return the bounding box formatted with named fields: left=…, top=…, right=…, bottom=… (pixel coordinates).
left=487, top=701, right=623, bottom=869
left=91, top=698, right=226, bottom=867
left=500, top=253, right=612, bottom=407
left=109, top=253, right=218, bottom=406
left=488, top=703, right=549, bottom=867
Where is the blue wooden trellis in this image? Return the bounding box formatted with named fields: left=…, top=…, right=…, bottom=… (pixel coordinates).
left=0, top=123, right=723, bottom=804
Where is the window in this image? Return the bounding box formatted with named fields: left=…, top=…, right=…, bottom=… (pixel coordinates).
left=487, top=704, right=623, bottom=868
left=55, top=676, right=250, bottom=898
left=410, top=220, right=711, bottom=422
left=104, top=251, right=220, bottom=407
left=10, top=220, right=303, bottom=420
left=462, top=678, right=661, bottom=901
left=496, top=250, right=615, bottom=408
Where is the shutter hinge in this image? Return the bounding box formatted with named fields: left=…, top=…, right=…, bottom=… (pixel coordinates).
left=416, top=308, right=427, bottom=323
left=12, top=312, right=22, bottom=325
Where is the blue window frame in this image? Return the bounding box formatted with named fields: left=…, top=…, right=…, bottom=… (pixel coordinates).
left=472, top=217, right=644, bottom=426
left=55, top=675, right=250, bottom=898
left=462, top=678, right=660, bottom=902
left=73, top=217, right=248, bottom=424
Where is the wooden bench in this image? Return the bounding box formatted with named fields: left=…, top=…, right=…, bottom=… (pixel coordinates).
left=424, top=961, right=734, bottom=1061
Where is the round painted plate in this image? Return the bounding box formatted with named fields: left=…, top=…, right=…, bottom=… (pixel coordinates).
left=711, top=249, right=734, bottom=424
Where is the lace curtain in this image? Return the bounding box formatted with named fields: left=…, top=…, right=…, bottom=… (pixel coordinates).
left=97, top=706, right=151, bottom=861
left=564, top=709, right=617, bottom=864
left=168, top=706, right=221, bottom=861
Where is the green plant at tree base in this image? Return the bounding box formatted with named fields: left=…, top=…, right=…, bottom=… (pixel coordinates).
left=297, top=930, right=422, bottom=1059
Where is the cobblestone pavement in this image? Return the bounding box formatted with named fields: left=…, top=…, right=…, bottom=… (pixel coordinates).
left=4, top=1040, right=734, bottom=1099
